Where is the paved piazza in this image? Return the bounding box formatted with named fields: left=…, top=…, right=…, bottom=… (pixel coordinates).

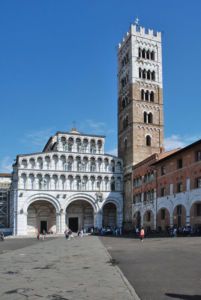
left=0, top=236, right=137, bottom=300
left=100, top=236, right=201, bottom=300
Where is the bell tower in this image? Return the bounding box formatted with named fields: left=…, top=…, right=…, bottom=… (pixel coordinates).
left=118, top=22, right=164, bottom=174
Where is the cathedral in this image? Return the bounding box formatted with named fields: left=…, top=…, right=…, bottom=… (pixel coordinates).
left=1, top=21, right=201, bottom=235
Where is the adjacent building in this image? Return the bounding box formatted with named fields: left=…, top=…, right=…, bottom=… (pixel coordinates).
left=132, top=140, right=201, bottom=232
left=10, top=129, right=123, bottom=235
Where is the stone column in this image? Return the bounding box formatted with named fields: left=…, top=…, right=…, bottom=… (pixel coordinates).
left=56, top=213, right=60, bottom=233
left=60, top=211, right=66, bottom=233
left=95, top=211, right=102, bottom=229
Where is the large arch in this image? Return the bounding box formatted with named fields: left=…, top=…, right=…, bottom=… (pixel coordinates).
left=173, top=204, right=186, bottom=228
left=190, top=201, right=201, bottom=232
left=24, top=193, right=61, bottom=214
left=27, top=200, right=56, bottom=234
left=102, top=202, right=117, bottom=228
left=143, top=210, right=154, bottom=232
left=157, top=208, right=170, bottom=232
left=64, top=193, right=98, bottom=213
left=66, top=199, right=94, bottom=232
left=133, top=211, right=141, bottom=229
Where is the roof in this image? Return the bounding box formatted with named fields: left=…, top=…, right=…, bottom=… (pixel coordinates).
left=152, top=139, right=201, bottom=166
left=0, top=173, right=12, bottom=178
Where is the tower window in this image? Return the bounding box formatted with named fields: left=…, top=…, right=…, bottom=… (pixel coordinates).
left=144, top=112, right=147, bottom=123
left=146, top=135, right=151, bottom=146
left=150, top=91, right=154, bottom=102
left=139, top=68, right=142, bottom=78
left=151, top=51, right=155, bottom=60
left=151, top=71, right=156, bottom=81
left=148, top=113, right=153, bottom=124
left=138, top=48, right=142, bottom=58
left=141, top=89, right=144, bottom=100
left=145, top=90, right=149, bottom=101
left=147, top=70, right=151, bottom=80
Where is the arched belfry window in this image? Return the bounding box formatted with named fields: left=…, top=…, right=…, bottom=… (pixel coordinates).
left=138, top=48, right=142, bottom=58
left=144, top=112, right=147, bottom=123
left=150, top=91, right=154, bottom=102
left=145, top=90, right=149, bottom=101
left=151, top=51, right=155, bottom=60
left=141, top=89, right=144, bottom=100
left=139, top=68, right=142, bottom=78
left=151, top=71, right=155, bottom=81
left=148, top=113, right=153, bottom=124
left=146, top=135, right=151, bottom=146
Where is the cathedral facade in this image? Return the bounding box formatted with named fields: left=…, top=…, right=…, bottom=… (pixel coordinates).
left=10, top=129, right=123, bottom=235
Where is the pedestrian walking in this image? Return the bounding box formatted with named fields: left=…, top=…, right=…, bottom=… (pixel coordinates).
left=64, top=229, right=69, bottom=239
left=140, top=227, right=145, bottom=241
left=36, top=230, right=40, bottom=240
left=0, top=231, right=4, bottom=241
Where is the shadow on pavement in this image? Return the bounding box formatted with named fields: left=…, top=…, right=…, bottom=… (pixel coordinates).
left=166, top=293, right=201, bottom=300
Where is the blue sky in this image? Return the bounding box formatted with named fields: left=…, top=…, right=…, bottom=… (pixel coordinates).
left=0, top=0, right=201, bottom=172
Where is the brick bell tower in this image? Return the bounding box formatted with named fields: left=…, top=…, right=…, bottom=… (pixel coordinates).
left=118, top=21, right=164, bottom=229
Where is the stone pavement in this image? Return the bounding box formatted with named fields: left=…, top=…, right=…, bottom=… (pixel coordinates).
left=0, top=236, right=138, bottom=300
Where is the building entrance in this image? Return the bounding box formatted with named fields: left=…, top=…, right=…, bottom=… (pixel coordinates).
left=40, top=220, right=47, bottom=233
left=69, top=217, right=78, bottom=232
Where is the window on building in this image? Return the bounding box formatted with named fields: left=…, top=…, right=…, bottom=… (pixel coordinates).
left=139, top=68, right=142, bottom=78
left=148, top=113, right=153, bottom=124
left=177, top=182, right=183, bottom=193
left=196, top=204, right=201, bottom=216
left=195, top=177, right=201, bottom=188
left=161, top=209, right=166, bottom=220
left=138, top=47, right=142, bottom=58
left=147, top=211, right=151, bottom=222
left=145, top=90, right=149, bottom=101
left=151, top=71, right=155, bottom=81
left=195, top=150, right=201, bottom=161
left=141, top=89, right=144, bottom=100
left=144, top=112, right=147, bottom=123
left=161, top=187, right=166, bottom=197
left=142, top=69, right=146, bottom=79
left=150, top=91, right=154, bottom=102
left=151, top=51, right=155, bottom=60
left=142, top=49, right=146, bottom=59
left=177, top=159, right=183, bottom=169
left=146, top=135, right=151, bottom=146
left=161, top=166, right=166, bottom=175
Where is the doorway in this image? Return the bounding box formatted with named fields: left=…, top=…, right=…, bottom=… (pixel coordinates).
left=69, top=217, right=78, bottom=232
left=40, top=220, right=47, bottom=233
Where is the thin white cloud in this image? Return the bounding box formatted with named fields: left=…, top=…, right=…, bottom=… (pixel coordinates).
left=164, top=134, right=201, bottom=151
left=0, top=156, right=13, bottom=173
left=21, top=128, right=54, bottom=148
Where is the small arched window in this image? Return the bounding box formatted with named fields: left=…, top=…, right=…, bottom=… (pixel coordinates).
left=142, top=69, right=146, bottom=79
left=148, top=113, right=153, bottom=124
left=141, top=89, right=144, bottom=100
left=122, top=98, right=126, bottom=109
left=142, top=49, right=146, bottom=59
left=150, top=91, right=154, bottom=102
left=146, top=50, right=150, bottom=60
left=151, top=71, right=155, bottom=81
left=147, top=70, right=151, bottom=80
left=144, top=112, right=147, bottom=123
left=151, top=51, right=155, bottom=60
left=145, top=90, right=149, bottom=101
left=138, top=47, right=142, bottom=58
left=146, top=135, right=151, bottom=146
left=139, top=68, right=142, bottom=78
